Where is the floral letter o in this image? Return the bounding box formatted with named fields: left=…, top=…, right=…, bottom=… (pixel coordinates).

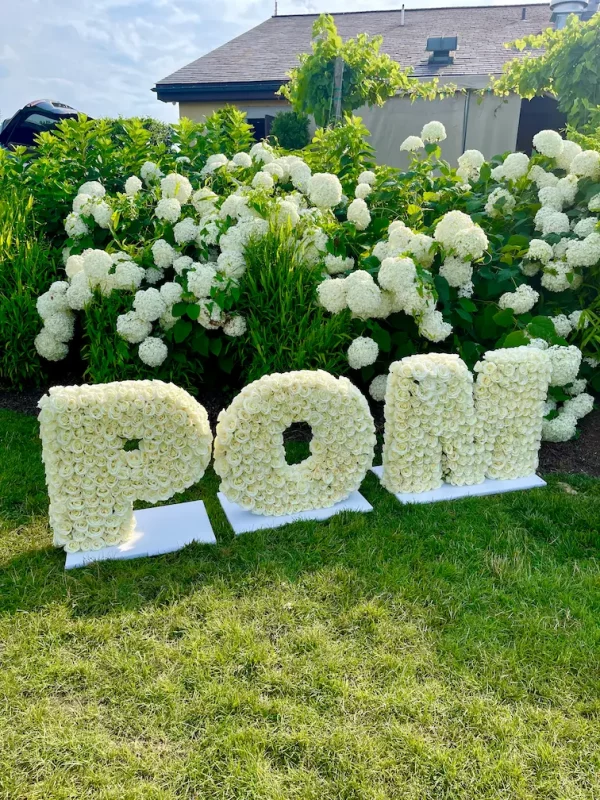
left=39, top=380, right=212, bottom=552
left=214, top=370, right=376, bottom=515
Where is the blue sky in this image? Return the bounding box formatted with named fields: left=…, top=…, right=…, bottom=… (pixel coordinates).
left=0, top=0, right=545, bottom=123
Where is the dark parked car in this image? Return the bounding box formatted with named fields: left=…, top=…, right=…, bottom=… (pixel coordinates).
left=0, top=99, right=81, bottom=150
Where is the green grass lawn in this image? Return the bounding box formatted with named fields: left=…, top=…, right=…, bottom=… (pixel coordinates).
left=1, top=408, right=600, bottom=800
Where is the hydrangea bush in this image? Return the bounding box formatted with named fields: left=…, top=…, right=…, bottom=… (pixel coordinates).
left=33, top=120, right=598, bottom=440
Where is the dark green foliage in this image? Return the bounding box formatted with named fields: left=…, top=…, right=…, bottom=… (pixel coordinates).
left=0, top=190, right=60, bottom=388
left=238, top=223, right=354, bottom=382
left=270, top=111, right=310, bottom=150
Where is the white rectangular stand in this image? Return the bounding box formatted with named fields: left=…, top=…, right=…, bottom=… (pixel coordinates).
left=218, top=491, right=373, bottom=536
left=65, top=500, right=216, bottom=570
left=370, top=466, right=546, bottom=504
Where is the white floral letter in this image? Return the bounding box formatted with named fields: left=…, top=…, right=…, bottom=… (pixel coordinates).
left=214, top=370, right=376, bottom=515
left=382, top=347, right=551, bottom=493
left=38, top=381, right=213, bottom=552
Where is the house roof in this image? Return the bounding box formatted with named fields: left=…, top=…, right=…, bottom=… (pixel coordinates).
left=155, top=3, right=552, bottom=96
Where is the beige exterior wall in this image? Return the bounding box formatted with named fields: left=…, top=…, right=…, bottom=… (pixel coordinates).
left=359, top=91, right=522, bottom=169
left=178, top=82, right=522, bottom=169
left=180, top=99, right=290, bottom=122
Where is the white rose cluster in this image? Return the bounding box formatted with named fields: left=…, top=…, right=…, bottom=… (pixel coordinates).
left=381, top=354, right=484, bottom=493
left=214, top=370, right=376, bottom=516
left=473, top=347, right=551, bottom=480
left=381, top=347, right=551, bottom=494
left=38, top=381, right=212, bottom=552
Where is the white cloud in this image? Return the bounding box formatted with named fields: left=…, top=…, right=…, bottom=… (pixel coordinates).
left=0, top=0, right=541, bottom=123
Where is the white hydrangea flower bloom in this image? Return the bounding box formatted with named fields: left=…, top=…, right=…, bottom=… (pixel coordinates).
left=232, top=152, right=252, bottom=168
left=421, top=121, right=446, bottom=143
left=547, top=345, right=582, bottom=386
left=275, top=199, right=300, bottom=226
left=528, top=165, right=559, bottom=189
left=400, top=135, right=424, bottom=152
left=216, top=250, right=247, bottom=279
left=73, top=193, right=93, bottom=216
left=35, top=330, right=69, bottom=361
left=538, top=186, right=564, bottom=211
left=173, top=255, right=193, bottom=275
left=191, top=187, right=218, bottom=215
left=498, top=284, right=539, bottom=315
left=557, top=175, right=579, bottom=206
left=346, top=197, right=371, bottom=230
left=188, top=264, right=217, bottom=299
left=317, top=278, right=347, bottom=313
left=155, top=198, right=181, bottom=224
left=173, top=217, right=198, bottom=244
left=526, top=239, right=553, bottom=265
left=566, top=232, right=600, bottom=268
left=91, top=200, right=112, bottom=229
left=66, top=272, right=93, bottom=310
left=290, top=162, right=312, bottom=192
left=152, top=239, right=176, bottom=268
left=223, top=315, right=247, bottom=337
left=454, top=226, right=488, bottom=261
left=124, top=175, right=143, bottom=196
left=145, top=267, right=164, bottom=285
left=532, top=130, right=564, bottom=159
left=555, top=139, right=582, bottom=171
left=551, top=313, right=573, bottom=338
left=355, top=182, right=372, bottom=199
left=141, top=161, right=163, bottom=184
left=485, top=187, right=516, bottom=217
left=138, top=337, right=168, bottom=367
left=439, top=256, right=473, bottom=288
left=65, top=255, right=85, bottom=279
left=570, top=150, right=600, bottom=179
left=252, top=171, right=274, bottom=191
left=345, top=271, right=381, bottom=318
left=324, top=254, right=354, bottom=275
left=418, top=309, right=453, bottom=342
left=433, top=210, right=474, bottom=250
left=160, top=282, right=183, bottom=306
left=369, top=374, right=388, bottom=402
left=501, top=152, right=530, bottom=181
left=78, top=181, right=105, bottom=198
left=541, top=260, right=576, bottom=292
left=113, top=262, right=145, bottom=291
left=201, top=154, right=229, bottom=176
left=44, top=311, right=75, bottom=343
left=65, top=213, right=89, bottom=239
left=347, top=336, right=379, bottom=369
left=116, top=311, right=153, bottom=344
left=308, top=173, right=343, bottom=208
left=358, top=170, right=376, bottom=185
left=541, top=211, right=571, bottom=236
left=133, top=288, right=167, bottom=322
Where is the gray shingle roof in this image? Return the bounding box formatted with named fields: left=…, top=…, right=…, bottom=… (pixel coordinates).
left=156, top=4, right=552, bottom=87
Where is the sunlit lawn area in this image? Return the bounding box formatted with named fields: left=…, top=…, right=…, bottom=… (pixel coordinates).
left=1, top=408, right=599, bottom=799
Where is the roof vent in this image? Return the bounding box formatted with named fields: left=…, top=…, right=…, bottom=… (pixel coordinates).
left=426, top=36, right=457, bottom=65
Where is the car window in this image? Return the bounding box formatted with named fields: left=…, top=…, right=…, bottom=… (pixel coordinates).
left=10, top=112, right=59, bottom=146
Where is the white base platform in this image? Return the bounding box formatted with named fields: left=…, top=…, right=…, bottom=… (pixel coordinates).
left=370, top=466, right=546, bottom=504
left=65, top=500, right=216, bottom=570
left=217, top=491, right=373, bottom=536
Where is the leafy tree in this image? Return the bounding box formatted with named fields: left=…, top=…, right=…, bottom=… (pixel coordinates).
left=279, top=14, right=452, bottom=128
left=269, top=111, right=310, bottom=150
left=491, top=13, right=600, bottom=133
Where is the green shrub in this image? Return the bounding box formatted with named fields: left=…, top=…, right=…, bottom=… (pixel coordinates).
left=0, top=190, right=60, bottom=388
left=238, top=223, right=353, bottom=383
left=270, top=112, right=310, bottom=150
